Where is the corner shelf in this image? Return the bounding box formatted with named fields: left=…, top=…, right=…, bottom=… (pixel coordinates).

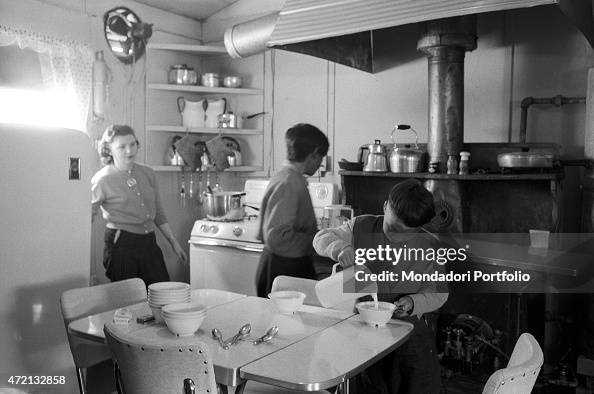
left=147, top=125, right=263, bottom=135
left=145, top=41, right=268, bottom=175
left=148, top=83, right=262, bottom=95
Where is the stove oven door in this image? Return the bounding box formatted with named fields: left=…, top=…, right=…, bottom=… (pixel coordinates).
left=189, top=238, right=263, bottom=296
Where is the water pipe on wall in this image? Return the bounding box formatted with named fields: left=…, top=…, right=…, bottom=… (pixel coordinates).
left=519, top=95, right=585, bottom=143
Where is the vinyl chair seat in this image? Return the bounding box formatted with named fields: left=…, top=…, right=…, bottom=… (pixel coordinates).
left=482, top=332, right=544, bottom=394
left=60, top=278, right=148, bottom=393
left=104, top=322, right=217, bottom=394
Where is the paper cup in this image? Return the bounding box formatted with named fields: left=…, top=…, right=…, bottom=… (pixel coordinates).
left=529, top=229, right=550, bottom=249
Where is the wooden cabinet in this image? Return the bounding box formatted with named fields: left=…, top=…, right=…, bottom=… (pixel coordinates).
left=144, top=43, right=267, bottom=173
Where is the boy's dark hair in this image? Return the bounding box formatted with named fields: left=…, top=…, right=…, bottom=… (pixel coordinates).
left=285, top=123, right=329, bottom=162
left=387, top=179, right=435, bottom=227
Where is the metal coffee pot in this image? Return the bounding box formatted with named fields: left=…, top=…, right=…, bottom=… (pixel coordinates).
left=389, top=124, right=427, bottom=173
left=358, top=140, right=388, bottom=172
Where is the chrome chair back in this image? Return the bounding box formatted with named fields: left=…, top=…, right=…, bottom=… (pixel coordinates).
left=482, top=332, right=544, bottom=394
left=104, top=322, right=217, bottom=394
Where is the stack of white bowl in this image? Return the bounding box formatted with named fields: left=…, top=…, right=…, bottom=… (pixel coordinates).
left=147, top=282, right=191, bottom=322
left=161, top=302, right=207, bottom=336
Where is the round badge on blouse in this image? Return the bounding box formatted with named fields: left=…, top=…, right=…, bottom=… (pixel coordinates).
left=127, top=178, right=137, bottom=187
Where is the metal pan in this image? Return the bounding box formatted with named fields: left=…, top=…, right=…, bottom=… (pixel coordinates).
left=497, top=151, right=555, bottom=168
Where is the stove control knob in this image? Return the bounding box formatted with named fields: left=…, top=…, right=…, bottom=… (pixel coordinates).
left=232, top=226, right=243, bottom=237
left=209, top=225, right=219, bottom=234
left=200, top=224, right=209, bottom=233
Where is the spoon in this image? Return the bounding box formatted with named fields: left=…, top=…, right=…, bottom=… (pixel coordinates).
left=253, top=326, right=279, bottom=345
left=211, top=328, right=229, bottom=350
left=225, top=323, right=251, bottom=347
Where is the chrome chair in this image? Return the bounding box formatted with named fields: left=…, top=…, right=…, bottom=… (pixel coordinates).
left=104, top=322, right=217, bottom=394
left=271, top=275, right=355, bottom=311
left=482, top=332, right=544, bottom=394
left=60, top=278, right=147, bottom=394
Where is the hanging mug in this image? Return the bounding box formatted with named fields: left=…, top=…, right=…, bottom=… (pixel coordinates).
left=177, top=96, right=206, bottom=128
left=205, top=97, right=227, bottom=128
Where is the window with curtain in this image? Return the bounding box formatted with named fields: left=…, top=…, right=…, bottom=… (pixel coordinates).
left=0, top=25, right=93, bottom=133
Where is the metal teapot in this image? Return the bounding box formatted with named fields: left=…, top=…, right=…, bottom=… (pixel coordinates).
left=389, top=125, right=427, bottom=173
left=358, top=140, right=388, bottom=172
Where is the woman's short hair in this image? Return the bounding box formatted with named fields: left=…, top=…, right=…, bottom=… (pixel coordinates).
left=285, top=123, right=329, bottom=162
left=387, top=179, right=435, bottom=227
left=98, top=125, right=139, bottom=165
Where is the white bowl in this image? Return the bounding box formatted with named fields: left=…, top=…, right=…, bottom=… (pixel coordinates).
left=163, top=314, right=207, bottom=336
left=356, top=301, right=396, bottom=327
left=268, top=291, right=306, bottom=314
left=162, top=302, right=206, bottom=315
left=148, top=282, right=190, bottom=292
left=148, top=295, right=191, bottom=302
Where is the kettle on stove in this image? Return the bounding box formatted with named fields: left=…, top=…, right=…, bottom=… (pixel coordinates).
left=389, top=124, right=427, bottom=173
left=358, top=140, right=388, bottom=172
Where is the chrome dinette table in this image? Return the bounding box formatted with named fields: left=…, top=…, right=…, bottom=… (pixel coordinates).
left=68, top=289, right=414, bottom=394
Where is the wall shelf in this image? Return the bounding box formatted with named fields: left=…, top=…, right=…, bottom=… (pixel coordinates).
left=147, top=43, right=227, bottom=55
left=148, top=83, right=262, bottom=95
left=339, top=170, right=564, bottom=181
left=147, top=125, right=263, bottom=135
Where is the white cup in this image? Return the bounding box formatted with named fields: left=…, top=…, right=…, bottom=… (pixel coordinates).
left=529, top=229, right=550, bottom=249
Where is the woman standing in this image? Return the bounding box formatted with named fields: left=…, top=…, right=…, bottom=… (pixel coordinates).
left=92, top=125, right=187, bottom=285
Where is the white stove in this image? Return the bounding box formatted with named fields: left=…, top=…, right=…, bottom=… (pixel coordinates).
left=189, top=179, right=338, bottom=295
left=190, top=218, right=262, bottom=248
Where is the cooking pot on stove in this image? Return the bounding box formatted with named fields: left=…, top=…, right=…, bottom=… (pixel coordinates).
left=203, top=191, right=246, bottom=221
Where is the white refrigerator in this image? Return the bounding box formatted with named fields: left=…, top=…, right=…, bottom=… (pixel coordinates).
left=0, top=123, right=92, bottom=392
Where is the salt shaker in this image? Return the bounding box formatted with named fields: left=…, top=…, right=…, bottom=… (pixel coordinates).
left=459, top=151, right=470, bottom=175
left=446, top=154, right=458, bottom=175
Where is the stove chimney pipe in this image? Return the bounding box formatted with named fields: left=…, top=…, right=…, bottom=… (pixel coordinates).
left=418, top=16, right=477, bottom=172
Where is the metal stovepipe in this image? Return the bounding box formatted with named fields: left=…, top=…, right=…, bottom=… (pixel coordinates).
left=418, top=16, right=477, bottom=173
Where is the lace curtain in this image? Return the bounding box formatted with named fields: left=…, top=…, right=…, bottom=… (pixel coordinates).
left=0, top=25, right=93, bottom=132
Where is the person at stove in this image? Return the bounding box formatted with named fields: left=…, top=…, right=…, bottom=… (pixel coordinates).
left=313, top=179, right=449, bottom=394
left=256, top=123, right=329, bottom=297
left=92, top=124, right=187, bottom=286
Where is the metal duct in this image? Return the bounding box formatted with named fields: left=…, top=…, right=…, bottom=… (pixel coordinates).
left=583, top=68, right=594, bottom=232
left=224, top=13, right=279, bottom=59
left=223, top=0, right=594, bottom=72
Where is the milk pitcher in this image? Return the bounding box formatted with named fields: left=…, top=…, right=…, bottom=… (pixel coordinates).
left=177, top=97, right=206, bottom=128
left=315, top=263, right=378, bottom=309
left=205, top=98, right=227, bottom=128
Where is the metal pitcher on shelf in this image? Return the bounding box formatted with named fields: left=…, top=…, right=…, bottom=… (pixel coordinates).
left=358, top=140, right=388, bottom=172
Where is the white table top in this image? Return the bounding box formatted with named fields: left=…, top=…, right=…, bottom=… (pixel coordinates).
left=105, top=297, right=354, bottom=386
left=67, top=288, right=246, bottom=343
left=68, top=289, right=413, bottom=391
left=240, top=315, right=414, bottom=391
